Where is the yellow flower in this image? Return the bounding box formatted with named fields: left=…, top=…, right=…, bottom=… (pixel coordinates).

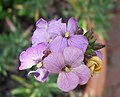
left=87, top=56, right=102, bottom=74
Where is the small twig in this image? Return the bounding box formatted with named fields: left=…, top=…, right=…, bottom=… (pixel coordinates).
left=69, top=91, right=76, bottom=97
left=6, top=18, right=16, bottom=32
left=22, top=25, right=34, bottom=37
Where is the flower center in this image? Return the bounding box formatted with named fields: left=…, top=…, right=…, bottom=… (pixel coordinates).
left=62, top=66, right=71, bottom=73
left=45, top=25, right=48, bottom=30
left=65, top=32, right=69, bottom=38
left=37, top=62, right=43, bottom=68
left=47, top=37, right=51, bottom=43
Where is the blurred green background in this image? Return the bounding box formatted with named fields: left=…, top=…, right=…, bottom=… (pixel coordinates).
left=0, top=0, right=113, bottom=97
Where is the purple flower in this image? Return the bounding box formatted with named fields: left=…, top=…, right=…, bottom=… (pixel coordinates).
left=19, top=43, right=46, bottom=70
left=32, top=18, right=62, bottom=46
left=36, top=18, right=62, bottom=29
left=28, top=67, right=49, bottom=82
left=95, top=50, right=103, bottom=60
left=48, top=17, right=88, bottom=53
left=43, top=47, right=91, bottom=92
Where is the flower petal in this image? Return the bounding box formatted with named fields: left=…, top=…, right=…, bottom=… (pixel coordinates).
left=63, top=47, right=84, bottom=68
left=57, top=72, right=79, bottom=92
left=28, top=68, right=49, bottom=83
left=47, top=23, right=66, bottom=37
left=95, top=50, right=103, bottom=60
left=19, top=43, right=46, bottom=70
left=68, top=35, right=88, bottom=52
left=36, top=18, right=48, bottom=29
left=49, top=36, right=68, bottom=52
left=19, top=57, right=36, bottom=70
left=32, top=29, right=49, bottom=45
left=43, top=53, right=65, bottom=73
left=67, top=17, right=77, bottom=35
left=73, top=65, right=91, bottom=85
left=48, top=18, right=62, bottom=25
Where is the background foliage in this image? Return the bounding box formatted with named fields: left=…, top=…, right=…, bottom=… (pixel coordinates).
left=0, top=0, right=113, bottom=97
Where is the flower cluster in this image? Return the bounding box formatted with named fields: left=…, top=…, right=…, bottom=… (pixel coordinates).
left=19, top=17, right=105, bottom=92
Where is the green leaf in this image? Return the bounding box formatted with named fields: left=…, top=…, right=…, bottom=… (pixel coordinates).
left=85, top=49, right=96, bottom=56
left=11, top=88, right=31, bottom=95
left=11, top=74, right=32, bottom=88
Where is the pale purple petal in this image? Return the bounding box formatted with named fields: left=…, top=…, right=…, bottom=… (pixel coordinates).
left=43, top=53, right=65, bottom=73
left=32, top=29, right=49, bottom=45
left=36, top=18, right=48, bottom=29
left=73, top=65, right=91, bottom=85
left=63, top=47, right=84, bottom=68
left=47, top=23, right=66, bottom=37
left=19, top=52, right=36, bottom=70
left=19, top=50, right=37, bottom=70
left=19, top=43, right=46, bottom=70
left=57, top=72, right=79, bottom=92
left=26, top=43, right=46, bottom=61
left=67, top=17, right=77, bottom=35
left=28, top=68, right=49, bottom=83
left=48, top=18, right=62, bottom=25
left=68, top=35, right=88, bottom=52
left=95, top=50, right=103, bottom=60
left=49, top=36, right=68, bottom=52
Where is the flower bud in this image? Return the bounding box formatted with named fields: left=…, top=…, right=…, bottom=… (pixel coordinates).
left=87, top=56, right=102, bottom=74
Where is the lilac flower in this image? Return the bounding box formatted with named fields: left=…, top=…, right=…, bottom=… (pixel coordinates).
left=19, top=43, right=46, bottom=70
left=28, top=67, right=49, bottom=82
left=43, top=47, right=91, bottom=92
left=48, top=17, right=88, bottom=53
left=95, top=50, right=103, bottom=60
left=32, top=18, right=62, bottom=46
